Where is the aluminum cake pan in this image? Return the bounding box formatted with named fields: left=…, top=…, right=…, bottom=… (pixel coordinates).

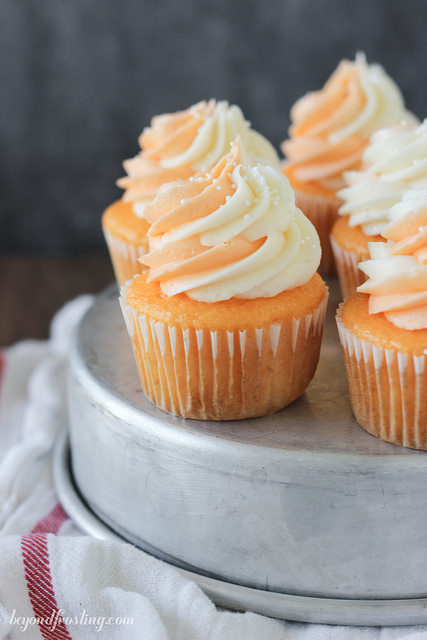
left=68, top=283, right=427, bottom=617
left=54, top=429, right=427, bottom=626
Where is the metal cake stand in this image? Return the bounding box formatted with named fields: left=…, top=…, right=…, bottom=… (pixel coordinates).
left=58, top=282, right=427, bottom=626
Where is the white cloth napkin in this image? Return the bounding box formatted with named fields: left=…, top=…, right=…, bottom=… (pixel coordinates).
left=0, top=296, right=426, bottom=639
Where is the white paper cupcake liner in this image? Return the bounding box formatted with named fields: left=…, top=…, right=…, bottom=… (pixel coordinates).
left=336, top=304, right=427, bottom=450
left=103, top=230, right=147, bottom=287
left=120, top=288, right=328, bottom=421
left=330, top=234, right=367, bottom=299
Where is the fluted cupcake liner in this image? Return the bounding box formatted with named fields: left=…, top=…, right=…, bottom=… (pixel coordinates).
left=336, top=304, right=427, bottom=450
left=330, top=234, right=367, bottom=299
left=103, top=230, right=147, bottom=287
left=120, top=286, right=328, bottom=421
left=294, top=190, right=340, bottom=276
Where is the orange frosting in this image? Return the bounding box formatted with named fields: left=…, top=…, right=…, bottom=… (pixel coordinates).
left=117, top=100, right=278, bottom=215
left=282, top=60, right=368, bottom=195
left=142, top=144, right=259, bottom=286
left=117, top=158, right=193, bottom=205
left=116, top=103, right=211, bottom=206
left=139, top=141, right=321, bottom=302
left=385, top=208, right=427, bottom=262
left=281, top=55, right=417, bottom=196
left=358, top=194, right=427, bottom=330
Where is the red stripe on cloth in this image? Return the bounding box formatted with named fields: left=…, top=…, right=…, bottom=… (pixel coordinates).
left=31, top=503, right=69, bottom=535
left=21, top=534, right=72, bottom=640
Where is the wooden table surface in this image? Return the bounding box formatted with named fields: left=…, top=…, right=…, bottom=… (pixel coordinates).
left=0, top=254, right=114, bottom=346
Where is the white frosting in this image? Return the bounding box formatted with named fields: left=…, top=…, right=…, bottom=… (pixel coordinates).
left=358, top=240, right=419, bottom=283
left=358, top=240, right=427, bottom=311
left=364, top=122, right=427, bottom=182
left=388, top=187, right=427, bottom=223
left=283, top=53, right=418, bottom=190
left=329, top=53, right=418, bottom=143
left=119, top=100, right=279, bottom=218
left=146, top=149, right=321, bottom=302
left=356, top=188, right=427, bottom=330
left=338, top=121, right=427, bottom=235
left=151, top=100, right=278, bottom=170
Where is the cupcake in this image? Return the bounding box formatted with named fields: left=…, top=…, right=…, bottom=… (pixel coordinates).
left=282, top=53, right=417, bottom=274
left=120, top=141, right=328, bottom=420
left=102, top=100, right=279, bottom=286
left=337, top=193, right=427, bottom=449
left=332, top=121, right=427, bottom=297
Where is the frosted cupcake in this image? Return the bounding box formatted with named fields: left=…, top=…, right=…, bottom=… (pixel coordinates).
left=332, top=121, right=427, bottom=297
left=120, top=142, right=328, bottom=420
left=337, top=192, right=427, bottom=449
left=102, top=100, right=279, bottom=286
left=282, top=53, right=417, bottom=274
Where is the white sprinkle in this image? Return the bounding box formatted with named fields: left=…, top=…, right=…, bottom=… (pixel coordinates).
left=312, top=244, right=317, bottom=249
left=216, top=185, right=222, bottom=191
left=244, top=214, right=250, bottom=220
left=231, top=184, right=236, bottom=189
left=180, top=199, right=186, bottom=204
left=226, top=195, right=231, bottom=201
left=244, top=200, right=251, bottom=207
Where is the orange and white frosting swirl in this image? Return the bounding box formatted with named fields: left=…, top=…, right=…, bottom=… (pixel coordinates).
left=358, top=189, right=427, bottom=330
left=118, top=100, right=279, bottom=217
left=282, top=53, right=417, bottom=192
left=338, top=121, right=427, bottom=236
left=141, top=141, right=321, bottom=302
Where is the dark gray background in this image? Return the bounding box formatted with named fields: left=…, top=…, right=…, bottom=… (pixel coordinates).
left=1, top=0, right=426, bottom=254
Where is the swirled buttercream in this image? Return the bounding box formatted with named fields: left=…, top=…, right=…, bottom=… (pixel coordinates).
left=358, top=189, right=427, bottom=329
left=118, top=100, right=279, bottom=217
left=141, top=141, right=321, bottom=302
left=282, top=53, right=418, bottom=193
left=338, top=121, right=427, bottom=236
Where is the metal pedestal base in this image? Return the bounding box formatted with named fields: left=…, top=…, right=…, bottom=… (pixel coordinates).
left=54, top=429, right=427, bottom=626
